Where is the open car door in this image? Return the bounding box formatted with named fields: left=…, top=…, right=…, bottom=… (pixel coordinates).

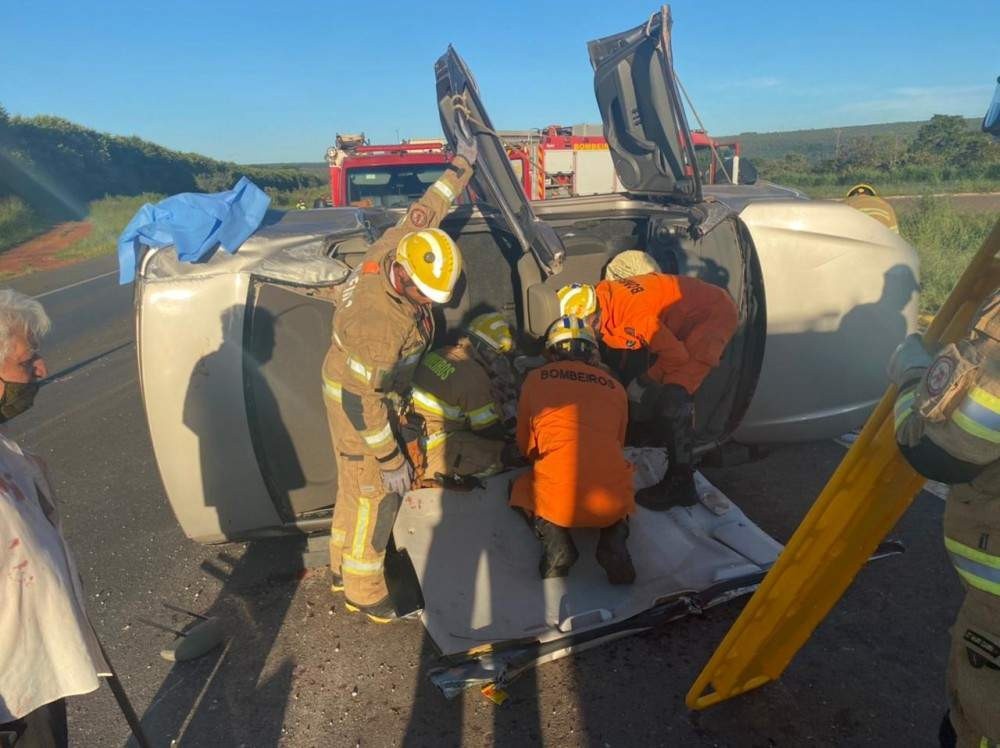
left=587, top=6, right=702, bottom=202
left=435, top=46, right=565, bottom=275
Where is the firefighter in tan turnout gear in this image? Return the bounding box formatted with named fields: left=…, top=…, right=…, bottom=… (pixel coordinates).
left=409, top=312, right=517, bottom=487
left=888, top=290, right=1000, bottom=746
left=322, top=139, right=477, bottom=623
left=845, top=183, right=899, bottom=233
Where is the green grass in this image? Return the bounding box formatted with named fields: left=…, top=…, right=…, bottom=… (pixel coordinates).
left=267, top=185, right=330, bottom=209
left=54, top=193, right=163, bottom=263
left=898, top=197, right=997, bottom=315
left=0, top=196, right=50, bottom=252
left=49, top=185, right=332, bottom=266
left=42, top=186, right=327, bottom=268
left=793, top=179, right=1000, bottom=199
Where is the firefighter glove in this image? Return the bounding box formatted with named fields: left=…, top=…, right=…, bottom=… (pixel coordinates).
left=626, top=378, right=648, bottom=404
left=456, top=136, right=478, bottom=165
left=887, top=332, right=932, bottom=386
left=381, top=461, right=414, bottom=496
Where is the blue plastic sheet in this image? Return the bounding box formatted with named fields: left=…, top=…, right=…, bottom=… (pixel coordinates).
left=116, top=177, right=271, bottom=283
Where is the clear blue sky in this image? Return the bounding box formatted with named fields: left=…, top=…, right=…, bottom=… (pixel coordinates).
left=2, top=0, right=997, bottom=164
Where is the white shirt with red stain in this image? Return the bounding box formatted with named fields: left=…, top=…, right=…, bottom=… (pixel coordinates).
left=0, top=432, right=109, bottom=722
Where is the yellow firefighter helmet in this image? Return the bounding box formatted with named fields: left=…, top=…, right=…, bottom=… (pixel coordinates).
left=466, top=312, right=514, bottom=354
left=846, top=183, right=878, bottom=198
left=556, top=283, right=597, bottom=318
left=545, top=315, right=597, bottom=350
left=395, top=228, right=463, bottom=304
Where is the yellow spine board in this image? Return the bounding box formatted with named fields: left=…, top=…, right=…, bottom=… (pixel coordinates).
left=687, top=219, right=1000, bottom=710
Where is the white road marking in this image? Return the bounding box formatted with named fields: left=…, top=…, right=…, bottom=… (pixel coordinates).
left=32, top=270, right=118, bottom=300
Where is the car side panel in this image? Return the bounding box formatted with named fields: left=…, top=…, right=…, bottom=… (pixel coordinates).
left=733, top=200, right=920, bottom=443
left=139, top=271, right=281, bottom=543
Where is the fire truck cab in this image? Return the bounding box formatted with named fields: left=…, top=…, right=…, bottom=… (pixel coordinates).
left=325, top=134, right=454, bottom=208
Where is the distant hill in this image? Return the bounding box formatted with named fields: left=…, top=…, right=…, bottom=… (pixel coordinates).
left=721, top=117, right=982, bottom=163
left=252, top=162, right=329, bottom=179
left=0, top=106, right=324, bottom=220
left=258, top=117, right=985, bottom=173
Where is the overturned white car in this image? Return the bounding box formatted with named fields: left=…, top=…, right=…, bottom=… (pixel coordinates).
left=134, top=7, right=917, bottom=692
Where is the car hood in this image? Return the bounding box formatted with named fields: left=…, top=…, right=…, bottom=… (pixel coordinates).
left=587, top=6, right=702, bottom=202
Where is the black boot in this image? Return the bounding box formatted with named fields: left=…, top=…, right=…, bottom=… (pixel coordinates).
left=636, top=465, right=699, bottom=509
left=533, top=517, right=578, bottom=579
left=938, top=710, right=956, bottom=748
left=636, top=398, right=699, bottom=509
left=596, top=520, right=636, bottom=585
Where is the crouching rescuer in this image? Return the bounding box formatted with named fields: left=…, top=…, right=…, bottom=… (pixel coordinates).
left=322, top=141, right=476, bottom=623
left=408, top=312, right=519, bottom=488
left=888, top=289, right=1000, bottom=747
left=510, top=316, right=636, bottom=584
left=558, top=272, right=738, bottom=509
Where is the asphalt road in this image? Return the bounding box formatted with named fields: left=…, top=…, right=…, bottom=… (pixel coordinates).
left=4, top=258, right=962, bottom=747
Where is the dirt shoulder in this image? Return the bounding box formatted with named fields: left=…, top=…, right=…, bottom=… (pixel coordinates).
left=0, top=222, right=94, bottom=280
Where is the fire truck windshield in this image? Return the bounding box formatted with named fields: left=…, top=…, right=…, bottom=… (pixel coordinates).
left=346, top=165, right=447, bottom=208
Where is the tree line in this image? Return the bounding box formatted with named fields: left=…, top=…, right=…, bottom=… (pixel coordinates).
left=0, top=104, right=323, bottom=220
left=755, top=115, right=1000, bottom=189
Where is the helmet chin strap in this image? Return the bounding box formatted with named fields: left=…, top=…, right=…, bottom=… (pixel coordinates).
left=390, top=262, right=432, bottom=307
left=389, top=262, right=407, bottom=293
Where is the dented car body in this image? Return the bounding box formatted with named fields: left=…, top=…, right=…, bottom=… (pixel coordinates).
left=135, top=8, right=918, bottom=690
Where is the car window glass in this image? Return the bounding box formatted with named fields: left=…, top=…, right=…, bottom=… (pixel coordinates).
left=347, top=165, right=447, bottom=209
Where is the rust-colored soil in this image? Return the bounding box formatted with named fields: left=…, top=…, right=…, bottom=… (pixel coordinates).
left=0, top=222, right=93, bottom=277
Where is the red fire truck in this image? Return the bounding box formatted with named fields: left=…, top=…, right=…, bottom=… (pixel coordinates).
left=326, top=134, right=452, bottom=208
left=326, top=127, right=746, bottom=207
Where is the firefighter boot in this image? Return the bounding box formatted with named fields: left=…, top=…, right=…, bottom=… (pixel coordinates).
left=330, top=571, right=344, bottom=594
left=344, top=596, right=403, bottom=624
left=533, top=517, right=579, bottom=579
left=636, top=400, right=699, bottom=510
left=596, top=520, right=636, bottom=585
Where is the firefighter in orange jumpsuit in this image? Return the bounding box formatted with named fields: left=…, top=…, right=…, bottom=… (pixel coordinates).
left=322, top=139, right=476, bottom=623
left=558, top=273, right=738, bottom=509
left=510, top=316, right=636, bottom=584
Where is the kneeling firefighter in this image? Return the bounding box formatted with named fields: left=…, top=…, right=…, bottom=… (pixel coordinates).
left=322, top=137, right=477, bottom=623
left=510, top=316, right=636, bottom=584
left=558, top=272, right=738, bottom=509
left=888, top=289, right=1000, bottom=747
left=407, top=312, right=519, bottom=487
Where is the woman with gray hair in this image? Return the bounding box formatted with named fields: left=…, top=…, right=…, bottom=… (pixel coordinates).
left=0, top=289, right=110, bottom=747
left=0, top=289, right=50, bottom=420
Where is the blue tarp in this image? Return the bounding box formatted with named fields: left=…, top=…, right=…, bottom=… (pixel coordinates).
left=116, top=177, right=271, bottom=284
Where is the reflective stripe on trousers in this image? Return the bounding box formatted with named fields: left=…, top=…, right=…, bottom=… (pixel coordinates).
left=323, top=377, right=342, bottom=402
